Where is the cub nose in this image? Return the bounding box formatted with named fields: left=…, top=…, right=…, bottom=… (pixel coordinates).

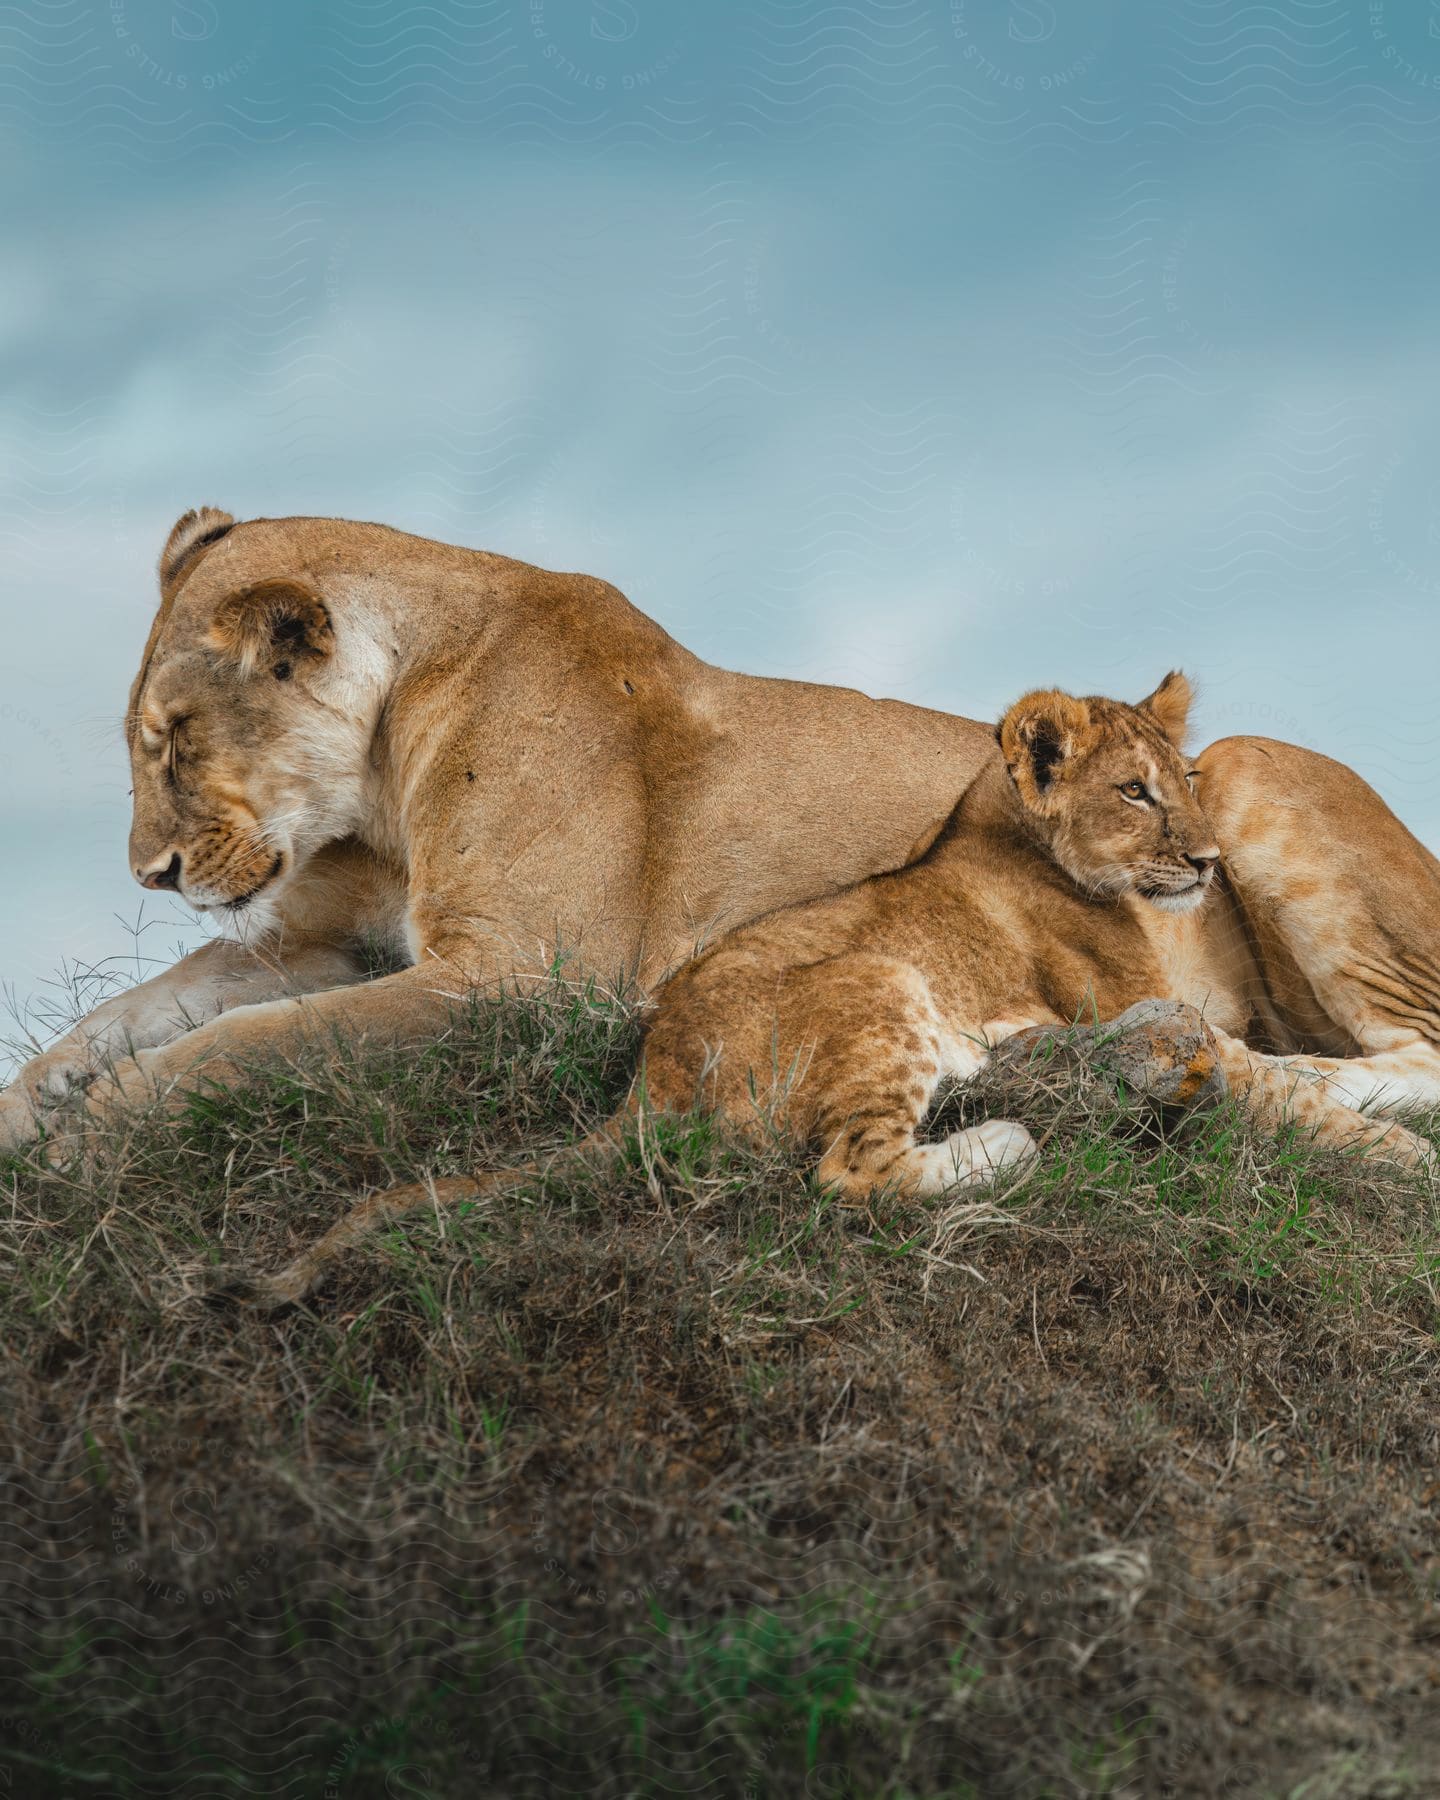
left=138, top=851, right=183, bottom=892
left=1184, top=848, right=1220, bottom=876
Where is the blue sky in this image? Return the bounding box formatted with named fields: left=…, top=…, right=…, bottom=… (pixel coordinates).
left=4, top=0, right=1440, bottom=1042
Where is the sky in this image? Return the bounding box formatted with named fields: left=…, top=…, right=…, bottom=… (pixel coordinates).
left=3, top=0, right=1440, bottom=1052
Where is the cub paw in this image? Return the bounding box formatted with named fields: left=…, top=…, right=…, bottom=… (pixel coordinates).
left=949, top=1118, right=1039, bottom=1184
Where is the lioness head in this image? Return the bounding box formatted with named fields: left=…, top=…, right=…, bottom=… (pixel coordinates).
left=998, top=672, right=1221, bottom=913
left=125, top=507, right=376, bottom=932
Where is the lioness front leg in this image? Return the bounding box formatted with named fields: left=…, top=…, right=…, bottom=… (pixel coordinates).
left=1210, top=1030, right=1435, bottom=1171
left=74, top=957, right=486, bottom=1132
left=0, top=935, right=367, bottom=1149
left=1195, top=735, right=1440, bottom=1065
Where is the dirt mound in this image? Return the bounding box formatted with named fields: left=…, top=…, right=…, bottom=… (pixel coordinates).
left=1, top=984, right=1435, bottom=1796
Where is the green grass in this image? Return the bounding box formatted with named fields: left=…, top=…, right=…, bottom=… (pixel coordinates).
left=0, top=976, right=1437, bottom=1797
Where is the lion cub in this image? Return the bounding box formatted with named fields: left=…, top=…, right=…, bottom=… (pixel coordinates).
left=636, top=672, right=1229, bottom=1197
left=634, top=670, right=1431, bottom=1195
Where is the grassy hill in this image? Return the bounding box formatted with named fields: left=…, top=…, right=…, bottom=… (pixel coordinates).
left=0, top=977, right=1436, bottom=1798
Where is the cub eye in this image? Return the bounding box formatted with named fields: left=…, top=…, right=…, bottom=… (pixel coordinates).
left=1119, top=780, right=1148, bottom=802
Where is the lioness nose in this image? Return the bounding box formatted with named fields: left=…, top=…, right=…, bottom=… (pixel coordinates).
left=138, top=852, right=183, bottom=892
left=1185, top=848, right=1219, bottom=876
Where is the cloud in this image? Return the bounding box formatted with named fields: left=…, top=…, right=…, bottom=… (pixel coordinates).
left=4, top=11, right=1440, bottom=1024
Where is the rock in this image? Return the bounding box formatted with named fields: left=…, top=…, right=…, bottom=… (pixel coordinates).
left=989, top=999, right=1227, bottom=1114
left=1092, top=999, right=1229, bottom=1110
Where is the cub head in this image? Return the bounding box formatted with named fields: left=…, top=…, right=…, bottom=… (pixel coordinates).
left=124, top=507, right=372, bottom=933
left=997, top=671, right=1221, bottom=913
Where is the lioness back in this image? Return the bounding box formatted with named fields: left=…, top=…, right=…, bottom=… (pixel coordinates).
left=127, top=509, right=997, bottom=990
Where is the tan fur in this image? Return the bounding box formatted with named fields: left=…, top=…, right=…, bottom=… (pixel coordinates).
left=564, top=677, right=1436, bottom=1191
left=247, top=679, right=1440, bottom=1311
left=2, top=509, right=993, bottom=1139
left=5, top=510, right=1440, bottom=1166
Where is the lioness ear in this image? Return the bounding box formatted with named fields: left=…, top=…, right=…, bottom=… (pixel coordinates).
left=207, top=578, right=335, bottom=678
left=160, top=506, right=236, bottom=595
left=998, top=689, right=1093, bottom=814
left=1138, top=670, right=1192, bottom=745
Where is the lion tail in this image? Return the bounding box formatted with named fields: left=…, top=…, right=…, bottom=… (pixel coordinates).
left=229, top=1098, right=639, bottom=1314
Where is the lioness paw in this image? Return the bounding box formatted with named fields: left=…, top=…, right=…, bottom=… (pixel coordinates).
left=0, top=1088, right=39, bottom=1152
left=1351, top=1118, right=1437, bottom=1175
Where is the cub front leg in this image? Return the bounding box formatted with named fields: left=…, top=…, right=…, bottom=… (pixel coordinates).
left=797, top=960, right=1042, bottom=1201
left=0, top=936, right=366, bottom=1149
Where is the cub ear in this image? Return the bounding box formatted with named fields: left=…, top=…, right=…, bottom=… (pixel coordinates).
left=207, top=578, right=335, bottom=678
left=159, top=507, right=236, bottom=594
left=1138, top=670, right=1193, bottom=745
left=998, top=689, right=1093, bottom=814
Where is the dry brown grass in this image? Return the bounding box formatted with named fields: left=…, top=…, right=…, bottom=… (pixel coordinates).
left=0, top=977, right=1437, bottom=1797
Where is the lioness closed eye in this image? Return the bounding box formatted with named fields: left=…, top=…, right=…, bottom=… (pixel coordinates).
left=247, top=672, right=1438, bottom=1310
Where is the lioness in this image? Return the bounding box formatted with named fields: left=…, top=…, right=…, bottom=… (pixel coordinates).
left=243, top=672, right=1439, bottom=1309
left=4, top=507, right=1440, bottom=1160
left=0, top=505, right=988, bottom=1144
